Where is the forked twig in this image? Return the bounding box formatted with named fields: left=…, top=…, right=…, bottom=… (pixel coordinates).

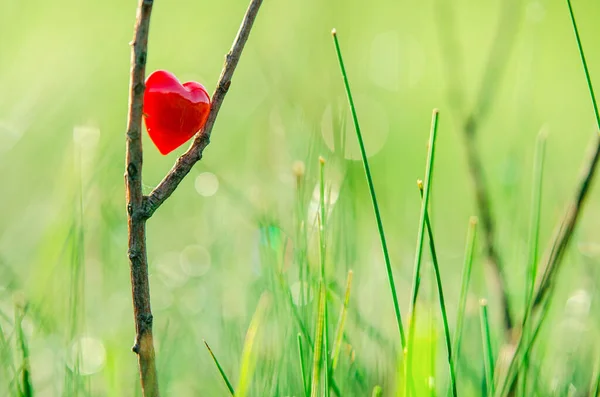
left=143, top=0, right=264, bottom=218
left=124, top=1, right=263, bottom=395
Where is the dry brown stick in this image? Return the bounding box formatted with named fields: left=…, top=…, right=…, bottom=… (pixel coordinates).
left=143, top=0, right=264, bottom=218
left=125, top=0, right=158, bottom=396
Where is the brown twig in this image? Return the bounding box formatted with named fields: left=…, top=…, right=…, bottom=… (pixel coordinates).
left=125, top=0, right=263, bottom=396
left=143, top=0, right=264, bottom=218
left=125, top=0, right=158, bottom=396
left=435, top=0, right=523, bottom=335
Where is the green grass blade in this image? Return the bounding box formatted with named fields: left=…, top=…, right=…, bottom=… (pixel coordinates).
left=331, top=28, right=405, bottom=348
left=311, top=283, right=327, bottom=397
left=479, top=300, right=494, bottom=397
left=524, top=131, right=547, bottom=312
left=417, top=181, right=457, bottom=397
left=318, top=157, right=330, bottom=397
left=566, top=0, right=600, bottom=130
left=452, top=216, right=478, bottom=371
left=298, top=334, right=309, bottom=397
left=405, top=109, right=441, bottom=397
left=204, top=340, right=235, bottom=396
left=236, top=293, right=271, bottom=397
left=520, top=131, right=547, bottom=397
left=331, top=270, right=353, bottom=372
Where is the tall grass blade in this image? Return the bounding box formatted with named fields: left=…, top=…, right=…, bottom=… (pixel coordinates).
left=417, top=182, right=457, bottom=397
left=236, top=293, right=271, bottom=397
left=405, top=109, right=440, bottom=397
left=204, top=340, right=234, bottom=396
left=297, top=334, right=309, bottom=397
left=318, top=157, right=330, bottom=397
left=331, top=270, right=353, bottom=372
left=566, top=0, right=600, bottom=129
left=331, top=28, right=406, bottom=347
left=520, top=131, right=547, bottom=397
left=310, top=283, right=327, bottom=397
left=479, top=300, right=494, bottom=397
left=452, top=217, right=478, bottom=371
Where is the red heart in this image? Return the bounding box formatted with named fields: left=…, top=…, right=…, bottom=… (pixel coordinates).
left=143, top=70, right=211, bottom=155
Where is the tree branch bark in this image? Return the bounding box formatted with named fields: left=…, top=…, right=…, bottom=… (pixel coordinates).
left=143, top=0, right=264, bottom=219
left=125, top=0, right=158, bottom=396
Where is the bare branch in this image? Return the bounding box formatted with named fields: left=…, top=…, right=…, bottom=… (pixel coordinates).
left=124, top=0, right=158, bottom=396
left=143, top=0, right=263, bottom=218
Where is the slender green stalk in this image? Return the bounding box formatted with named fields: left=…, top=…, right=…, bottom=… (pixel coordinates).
left=331, top=270, right=353, bottom=372
left=566, top=0, right=600, bottom=130
left=236, top=293, right=271, bottom=397
left=311, top=283, right=327, bottom=397
left=520, top=131, right=547, bottom=397
left=294, top=161, right=308, bottom=315
left=452, top=217, right=478, bottom=371
left=204, top=340, right=234, bottom=396
left=331, top=28, right=406, bottom=347
left=524, top=131, right=547, bottom=313
left=318, top=157, right=330, bottom=397
left=405, top=109, right=440, bottom=397
left=418, top=182, right=457, bottom=397
left=298, top=334, right=309, bottom=397
left=479, top=300, right=494, bottom=397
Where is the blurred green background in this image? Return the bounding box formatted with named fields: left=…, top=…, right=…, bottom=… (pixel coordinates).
left=1, top=0, right=600, bottom=395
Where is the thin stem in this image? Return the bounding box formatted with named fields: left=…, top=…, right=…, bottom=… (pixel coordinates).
left=311, top=283, right=327, bottom=397
left=452, top=217, right=478, bottom=371
left=566, top=0, right=600, bottom=129
left=520, top=131, right=547, bottom=396
left=331, top=270, right=353, bottom=372
left=418, top=182, right=457, bottom=397
left=405, top=109, right=440, bottom=397
left=144, top=0, right=264, bottom=217
left=204, top=340, right=235, bottom=395
left=298, top=334, right=309, bottom=397
left=479, top=300, right=494, bottom=397
left=318, top=157, right=330, bottom=397
left=331, top=29, right=406, bottom=348
left=524, top=132, right=547, bottom=313
left=124, top=0, right=158, bottom=395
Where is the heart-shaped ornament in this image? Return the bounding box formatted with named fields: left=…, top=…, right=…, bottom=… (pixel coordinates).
left=143, top=70, right=211, bottom=155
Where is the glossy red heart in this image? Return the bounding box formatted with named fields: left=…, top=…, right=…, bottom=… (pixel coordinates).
left=143, top=70, right=211, bottom=155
